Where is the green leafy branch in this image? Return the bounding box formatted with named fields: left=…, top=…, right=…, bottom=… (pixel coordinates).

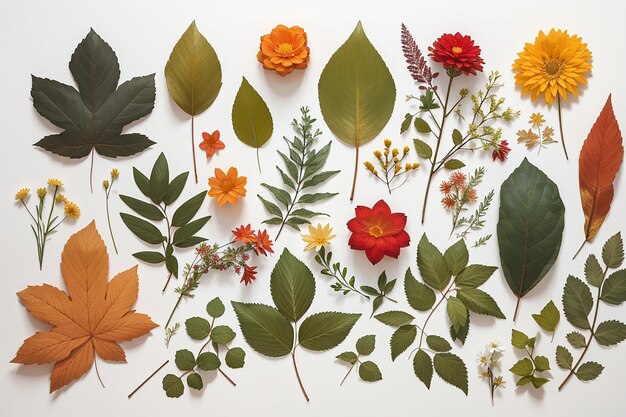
left=120, top=153, right=210, bottom=292
left=258, top=107, right=339, bottom=240
left=510, top=329, right=551, bottom=389
left=232, top=248, right=361, bottom=401
left=557, top=233, right=626, bottom=391
left=336, top=335, right=382, bottom=384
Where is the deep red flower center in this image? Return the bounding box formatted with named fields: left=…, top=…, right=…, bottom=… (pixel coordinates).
left=452, top=46, right=463, bottom=54
left=369, top=225, right=384, bottom=237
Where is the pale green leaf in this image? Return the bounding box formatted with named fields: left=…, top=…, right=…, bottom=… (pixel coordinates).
left=531, top=377, right=550, bottom=388
left=414, top=117, right=431, bottom=133
left=510, top=358, right=534, bottom=377
left=556, top=345, right=573, bottom=369
left=535, top=355, right=550, bottom=372
left=532, top=300, right=560, bottom=332
left=336, top=351, right=358, bottom=364
left=444, top=159, right=465, bottom=170
left=511, top=329, right=529, bottom=349
left=413, top=138, right=432, bottom=160
left=232, top=77, right=273, bottom=149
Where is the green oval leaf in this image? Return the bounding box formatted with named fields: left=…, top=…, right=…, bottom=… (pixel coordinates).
left=185, top=317, right=210, bottom=340
left=417, top=234, right=451, bottom=291
left=356, top=335, right=376, bottom=356
left=149, top=153, right=169, bottom=203
left=452, top=129, right=463, bottom=145
left=566, top=331, right=587, bottom=348
left=456, top=288, right=506, bottom=319
left=175, top=349, right=196, bottom=371
left=413, top=138, right=432, bottom=160
left=231, top=302, right=294, bottom=358
left=336, top=351, right=358, bottom=364
left=455, top=265, right=497, bottom=288
left=443, top=159, right=465, bottom=170
left=563, top=275, right=593, bottom=330
left=600, top=269, right=626, bottom=305
left=498, top=158, right=565, bottom=317
left=576, top=361, right=604, bottom=381
left=120, top=213, right=165, bottom=245
left=374, top=310, right=415, bottom=327
left=413, top=349, right=433, bottom=389
left=594, top=320, right=626, bottom=346
left=404, top=268, right=436, bottom=311
left=225, top=347, right=246, bottom=369
left=162, top=374, right=184, bottom=398
left=414, top=117, right=431, bottom=133
left=165, top=20, right=222, bottom=116
left=510, top=358, right=534, bottom=377
left=132, top=251, right=165, bottom=264
left=426, top=335, right=452, bottom=352
left=171, top=191, right=206, bottom=228
left=443, top=240, right=469, bottom=276
left=556, top=345, right=573, bottom=369
left=211, top=325, right=236, bottom=345
left=232, top=77, right=273, bottom=151
left=206, top=297, right=225, bottom=318
left=298, top=312, right=361, bottom=351
left=359, top=361, right=382, bottom=382
left=186, top=373, right=203, bottom=390
left=270, top=248, right=315, bottom=322
left=602, top=232, right=624, bottom=269
left=196, top=352, right=221, bottom=371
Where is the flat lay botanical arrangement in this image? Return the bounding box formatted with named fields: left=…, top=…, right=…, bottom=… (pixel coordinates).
left=5, top=4, right=626, bottom=416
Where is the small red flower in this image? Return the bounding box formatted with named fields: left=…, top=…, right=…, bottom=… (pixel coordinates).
left=492, top=140, right=511, bottom=161
left=449, top=171, right=467, bottom=188
left=439, top=181, right=453, bottom=195
left=199, top=130, right=225, bottom=158
left=240, top=264, right=257, bottom=285
left=347, top=200, right=410, bottom=265
left=232, top=224, right=256, bottom=244
left=252, top=229, right=274, bottom=256
left=441, top=195, right=456, bottom=209
left=428, top=33, right=484, bottom=76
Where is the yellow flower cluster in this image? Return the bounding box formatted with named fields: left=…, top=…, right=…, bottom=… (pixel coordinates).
left=364, top=139, right=419, bottom=194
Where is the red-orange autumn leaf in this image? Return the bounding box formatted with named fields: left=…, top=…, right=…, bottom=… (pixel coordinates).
left=578, top=95, right=624, bottom=250
left=11, top=221, right=158, bottom=392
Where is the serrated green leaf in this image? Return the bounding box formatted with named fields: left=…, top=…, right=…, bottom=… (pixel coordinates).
left=225, top=347, right=246, bottom=369
left=359, top=361, right=382, bottom=382
left=297, top=193, right=337, bottom=204
left=498, top=158, right=565, bottom=318
left=452, top=129, right=462, bottom=145
left=302, top=170, right=340, bottom=188
left=185, top=317, right=210, bottom=340
left=455, top=265, right=497, bottom=288
left=270, top=248, right=315, bottom=322
left=390, top=325, right=417, bottom=361
left=566, top=332, right=587, bottom=348
left=443, top=240, right=469, bottom=276
left=162, top=374, right=184, bottom=398
left=400, top=114, right=413, bottom=134
left=444, top=159, right=465, bottom=170
left=119, top=195, right=164, bottom=221
left=336, top=351, right=358, bottom=364
left=374, top=310, right=415, bottom=327
left=231, top=302, right=294, bottom=358
left=600, top=269, right=626, bottom=305
left=173, top=216, right=210, bottom=246
left=186, top=373, right=203, bottom=390
left=196, top=352, right=221, bottom=371
left=261, top=183, right=291, bottom=208
left=563, top=275, right=593, bottom=329
left=356, top=335, right=376, bottom=355
left=232, top=77, right=273, bottom=153
left=413, top=138, right=433, bottom=160
left=404, top=268, right=436, bottom=311
left=447, top=296, right=469, bottom=333
left=163, top=172, right=189, bottom=205
left=414, top=117, right=431, bottom=133
left=532, top=300, right=560, bottom=333
left=433, top=353, right=468, bottom=395
left=211, top=325, right=236, bottom=344
left=426, top=335, right=452, bottom=352
left=417, top=234, right=451, bottom=291
left=413, top=349, right=433, bottom=389
left=171, top=191, right=206, bottom=228
left=132, top=251, right=165, bottom=264
left=535, top=355, right=550, bottom=372
left=556, top=345, right=573, bottom=369
left=456, top=288, right=505, bottom=318
left=531, top=377, right=550, bottom=388
left=602, top=232, right=624, bottom=269
left=298, top=312, right=360, bottom=351
left=576, top=362, right=604, bottom=381
left=511, top=329, right=529, bottom=349
left=206, top=297, right=225, bottom=318
left=510, top=358, right=534, bottom=376
left=584, top=254, right=605, bottom=287
left=120, top=213, right=165, bottom=245
left=449, top=315, right=470, bottom=344
left=175, top=349, right=196, bottom=371
left=594, top=320, right=626, bottom=346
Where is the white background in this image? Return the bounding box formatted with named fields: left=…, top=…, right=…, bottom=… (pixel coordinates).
left=1, top=0, right=625, bottom=415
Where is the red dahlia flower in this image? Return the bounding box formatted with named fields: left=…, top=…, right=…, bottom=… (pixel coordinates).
left=347, top=199, right=410, bottom=265
left=428, top=33, right=484, bottom=76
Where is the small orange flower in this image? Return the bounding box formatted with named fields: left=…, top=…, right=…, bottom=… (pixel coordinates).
left=240, top=264, right=258, bottom=285
left=467, top=188, right=478, bottom=204
left=200, top=130, right=225, bottom=158
left=252, top=229, right=274, bottom=256
left=450, top=171, right=467, bottom=188
left=233, top=224, right=256, bottom=244
left=257, top=25, right=310, bottom=76
left=208, top=167, right=247, bottom=206
left=441, top=195, right=456, bottom=209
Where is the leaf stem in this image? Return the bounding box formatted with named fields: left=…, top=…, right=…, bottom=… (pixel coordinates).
left=340, top=358, right=358, bottom=386
left=557, top=95, right=569, bottom=160
left=418, top=280, right=454, bottom=349
left=349, top=145, right=359, bottom=201
left=164, top=290, right=184, bottom=329
left=573, top=240, right=588, bottom=260
left=89, top=148, right=95, bottom=193
left=128, top=360, right=169, bottom=399
left=513, top=296, right=521, bottom=322
left=256, top=148, right=261, bottom=174
left=291, top=348, right=310, bottom=402
left=218, top=368, right=237, bottom=386
left=191, top=115, right=198, bottom=183
left=93, top=356, right=106, bottom=389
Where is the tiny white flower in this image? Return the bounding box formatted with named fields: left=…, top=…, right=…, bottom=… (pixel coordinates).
left=486, top=340, right=505, bottom=354
left=489, top=357, right=502, bottom=371
left=476, top=350, right=491, bottom=369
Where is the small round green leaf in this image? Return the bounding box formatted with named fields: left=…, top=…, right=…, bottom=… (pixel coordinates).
left=175, top=349, right=196, bottom=371
left=186, top=372, right=203, bottom=390
left=206, top=297, right=225, bottom=318
left=356, top=335, right=375, bottom=355
left=196, top=352, right=221, bottom=371
left=185, top=317, right=210, bottom=340
left=358, top=361, right=382, bottom=382
left=162, top=374, right=184, bottom=398
left=225, top=347, right=246, bottom=369
left=211, top=325, right=236, bottom=344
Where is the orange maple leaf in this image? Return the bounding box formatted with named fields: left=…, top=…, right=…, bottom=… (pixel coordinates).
left=579, top=95, right=624, bottom=248
left=11, top=221, right=158, bottom=392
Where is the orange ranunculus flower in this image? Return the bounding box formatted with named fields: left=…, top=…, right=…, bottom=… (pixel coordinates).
left=199, top=130, right=225, bottom=158
left=208, top=167, right=247, bottom=206
left=257, top=25, right=310, bottom=76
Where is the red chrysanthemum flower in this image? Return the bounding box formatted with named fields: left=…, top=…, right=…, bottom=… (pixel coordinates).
left=428, top=33, right=484, bottom=76
left=240, top=264, right=257, bottom=285
left=252, top=229, right=274, bottom=256
left=346, top=200, right=410, bottom=265
left=232, top=224, right=256, bottom=244
left=492, top=140, right=511, bottom=161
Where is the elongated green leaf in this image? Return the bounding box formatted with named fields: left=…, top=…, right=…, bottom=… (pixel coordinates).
left=231, top=302, right=294, bottom=358
left=404, top=268, right=436, bottom=311
left=576, top=362, right=603, bottom=381
left=133, top=167, right=152, bottom=199
left=165, top=251, right=178, bottom=278
left=426, top=335, right=452, bottom=352
left=164, top=172, right=189, bottom=205
left=374, top=310, right=415, bottom=327
left=120, top=213, right=165, bottom=245
left=162, top=374, right=184, bottom=398
left=563, top=275, right=593, bottom=329
left=556, top=345, right=573, bottom=369
left=318, top=21, right=395, bottom=199
left=455, top=265, right=497, bottom=288
left=174, top=236, right=206, bottom=248
left=119, top=195, right=164, bottom=221
left=359, top=361, right=382, bottom=382
left=270, top=248, right=315, bottom=322
left=185, top=317, right=210, bottom=340
left=601, top=269, right=626, bottom=305
left=417, top=234, right=451, bottom=291
left=132, top=251, right=165, bottom=264
left=261, top=183, right=291, bottom=208
left=232, top=77, right=273, bottom=151
left=297, top=193, right=337, bottom=204
left=258, top=194, right=283, bottom=218
left=444, top=159, right=465, bottom=170
left=171, top=191, right=206, bottom=228
left=566, top=332, right=587, bottom=348
left=497, top=158, right=565, bottom=318
left=449, top=315, right=470, bottom=344
left=433, top=353, right=468, bottom=395
left=452, top=129, right=463, bottom=145
left=413, top=349, right=433, bottom=389
left=456, top=288, right=505, bottom=318
left=447, top=296, right=469, bottom=333
left=584, top=254, right=604, bottom=287
left=443, top=240, right=469, bottom=276
left=414, top=118, right=431, bottom=133
left=298, top=312, right=360, bottom=351
left=150, top=153, right=169, bottom=203
left=603, top=232, right=624, bottom=268
left=413, top=138, right=433, bottom=160
left=594, top=320, right=626, bottom=346
left=173, top=216, right=210, bottom=246
left=302, top=170, right=340, bottom=188
left=532, top=300, right=560, bottom=332
left=165, top=20, right=221, bottom=115
left=225, top=347, right=246, bottom=369
left=390, top=324, right=416, bottom=361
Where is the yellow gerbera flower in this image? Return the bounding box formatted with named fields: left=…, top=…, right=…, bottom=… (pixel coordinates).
left=63, top=201, right=81, bottom=219
left=513, top=29, right=591, bottom=106
left=47, top=178, right=63, bottom=187
left=14, top=188, right=30, bottom=201
left=301, top=223, right=336, bottom=251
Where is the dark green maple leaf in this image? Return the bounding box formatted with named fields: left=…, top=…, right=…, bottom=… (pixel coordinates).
left=32, top=29, right=156, bottom=191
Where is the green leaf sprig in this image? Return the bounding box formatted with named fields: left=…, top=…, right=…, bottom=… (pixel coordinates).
left=232, top=248, right=361, bottom=401
left=510, top=329, right=551, bottom=389
left=336, top=335, right=382, bottom=384
left=258, top=107, right=338, bottom=240
left=557, top=233, right=626, bottom=391
left=532, top=300, right=560, bottom=342
left=119, top=153, right=210, bottom=291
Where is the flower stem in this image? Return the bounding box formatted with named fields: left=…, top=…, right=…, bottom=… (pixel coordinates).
left=105, top=188, right=119, bottom=254
left=291, top=349, right=310, bottom=402
left=128, top=360, right=169, bottom=399
left=557, top=95, right=569, bottom=160
left=349, top=145, right=359, bottom=201
left=164, top=290, right=184, bottom=329
left=218, top=368, right=237, bottom=386
left=191, top=115, right=198, bottom=183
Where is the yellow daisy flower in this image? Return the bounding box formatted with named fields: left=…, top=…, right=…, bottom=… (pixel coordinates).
left=103, top=179, right=110, bottom=189
left=36, top=187, right=47, bottom=198
left=111, top=168, right=119, bottom=179
left=55, top=194, right=67, bottom=204
left=529, top=113, right=545, bottom=127
left=63, top=201, right=81, bottom=219
left=14, top=188, right=30, bottom=201
left=301, top=223, right=336, bottom=251
left=47, top=178, right=63, bottom=187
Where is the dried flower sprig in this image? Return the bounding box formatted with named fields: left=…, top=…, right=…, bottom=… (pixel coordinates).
left=477, top=341, right=506, bottom=405
left=103, top=168, right=119, bottom=254
left=516, top=113, right=557, bottom=154
left=15, top=179, right=80, bottom=269
left=364, top=139, right=419, bottom=194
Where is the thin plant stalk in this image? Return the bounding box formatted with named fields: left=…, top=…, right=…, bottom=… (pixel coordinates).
left=557, top=95, right=569, bottom=160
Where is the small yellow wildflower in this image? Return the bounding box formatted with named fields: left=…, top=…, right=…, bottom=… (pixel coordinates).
left=529, top=113, right=545, bottom=127
left=392, top=148, right=399, bottom=157
left=384, top=139, right=392, bottom=148
left=47, top=178, right=63, bottom=187
left=36, top=188, right=47, bottom=198
left=63, top=201, right=81, bottom=219
left=111, top=168, right=119, bottom=179
left=14, top=188, right=30, bottom=201
left=301, top=223, right=336, bottom=251
left=55, top=194, right=67, bottom=204
left=103, top=179, right=110, bottom=189
left=403, top=146, right=410, bottom=154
